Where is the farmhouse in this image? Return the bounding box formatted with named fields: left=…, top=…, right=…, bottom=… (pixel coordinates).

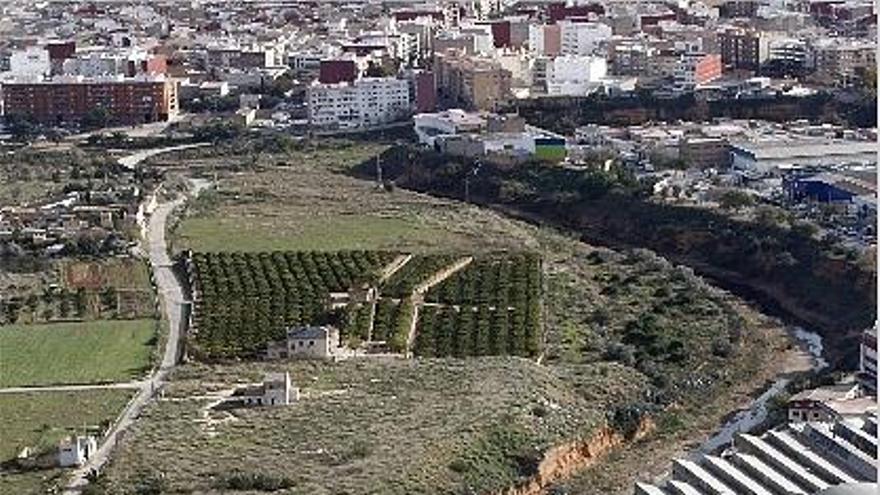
left=230, top=372, right=299, bottom=407
left=58, top=435, right=97, bottom=468
left=266, top=325, right=342, bottom=360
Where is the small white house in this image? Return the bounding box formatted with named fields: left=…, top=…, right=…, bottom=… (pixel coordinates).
left=235, top=372, right=299, bottom=407
left=58, top=435, right=97, bottom=468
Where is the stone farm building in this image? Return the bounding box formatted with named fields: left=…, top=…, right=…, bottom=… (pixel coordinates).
left=266, top=325, right=342, bottom=360
left=229, top=372, right=299, bottom=407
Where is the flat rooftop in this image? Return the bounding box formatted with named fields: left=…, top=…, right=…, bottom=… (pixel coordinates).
left=731, top=139, right=878, bottom=160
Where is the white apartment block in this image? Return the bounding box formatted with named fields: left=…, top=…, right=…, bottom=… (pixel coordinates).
left=63, top=56, right=124, bottom=77
left=767, top=37, right=810, bottom=67
left=546, top=55, right=607, bottom=96
left=560, top=21, right=612, bottom=56
left=7, top=46, right=51, bottom=79
left=528, top=24, right=546, bottom=54
left=62, top=49, right=154, bottom=78
left=308, top=77, right=411, bottom=130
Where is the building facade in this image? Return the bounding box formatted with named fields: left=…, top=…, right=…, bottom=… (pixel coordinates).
left=718, top=26, right=766, bottom=71
left=559, top=21, right=613, bottom=56
left=610, top=40, right=658, bottom=76
left=812, top=40, right=875, bottom=86
left=680, top=137, right=730, bottom=169
left=673, top=53, right=722, bottom=91
left=434, top=51, right=511, bottom=111
left=8, top=46, right=51, bottom=79
left=58, top=436, right=97, bottom=468
left=2, top=77, right=179, bottom=125
left=318, top=59, right=357, bottom=84
left=859, top=326, right=877, bottom=395
left=545, top=55, right=607, bottom=96
left=307, top=77, right=411, bottom=130
left=266, top=325, right=343, bottom=360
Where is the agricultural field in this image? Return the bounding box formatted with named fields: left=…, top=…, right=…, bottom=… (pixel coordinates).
left=0, top=257, right=155, bottom=326
left=62, top=258, right=151, bottom=290
left=0, top=320, right=156, bottom=387
left=0, top=389, right=133, bottom=494
left=378, top=253, right=459, bottom=297
left=416, top=253, right=542, bottom=358
left=87, top=359, right=645, bottom=495
left=187, top=250, right=396, bottom=359
left=187, top=250, right=544, bottom=359
left=0, top=148, right=101, bottom=206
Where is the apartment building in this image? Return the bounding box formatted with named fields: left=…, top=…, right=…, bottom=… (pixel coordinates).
left=545, top=55, right=607, bottom=96
left=7, top=46, right=51, bottom=79
left=767, top=37, right=810, bottom=66
left=761, top=36, right=811, bottom=76
left=62, top=51, right=167, bottom=78
left=434, top=25, right=494, bottom=56
left=434, top=51, right=511, bottom=111
left=528, top=24, right=562, bottom=56
left=307, top=77, right=411, bottom=130
left=673, top=53, right=723, bottom=91
left=205, top=47, right=275, bottom=70
left=812, top=39, right=875, bottom=85
left=1, top=76, right=179, bottom=125
left=719, top=0, right=761, bottom=18
left=559, top=21, right=613, bottom=56
left=718, top=26, right=767, bottom=71
left=609, top=39, right=658, bottom=76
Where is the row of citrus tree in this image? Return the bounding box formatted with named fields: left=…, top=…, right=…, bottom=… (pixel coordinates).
left=188, top=250, right=394, bottom=359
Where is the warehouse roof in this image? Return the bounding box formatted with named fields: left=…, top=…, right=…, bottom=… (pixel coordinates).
left=731, top=140, right=878, bottom=160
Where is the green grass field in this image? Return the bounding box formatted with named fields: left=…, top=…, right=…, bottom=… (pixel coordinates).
left=179, top=214, right=443, bottom=252
left=0, top=320, right=156, bottom=387
left=171, top=148, right=541, bottom=255
left=0, top=389, right=133, bottom=460
left=0, top=389, right=133, bottom=493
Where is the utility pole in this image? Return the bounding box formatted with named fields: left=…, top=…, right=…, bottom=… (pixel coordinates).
left=375, top=155, right=383, bottom=186
left=464, top=159, right=481, bottom=203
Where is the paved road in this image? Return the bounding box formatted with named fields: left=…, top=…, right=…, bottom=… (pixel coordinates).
left=117, top=143, right=209, bottom=170
left=0, top=382, right=144, bottom=394
left=64, top=187, right=195, bottom=493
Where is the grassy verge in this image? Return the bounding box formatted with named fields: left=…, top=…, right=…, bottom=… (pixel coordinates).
left=0, top=320, right=156, bottom=387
